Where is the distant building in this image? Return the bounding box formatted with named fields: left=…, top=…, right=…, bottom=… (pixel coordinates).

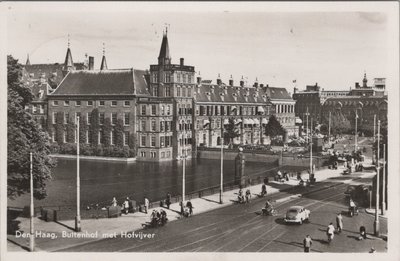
left=349, top=73, right=386, bottom=97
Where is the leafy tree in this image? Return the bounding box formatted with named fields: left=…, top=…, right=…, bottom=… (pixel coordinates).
left=115, top=119, right=125, bottom=147
left=264, top=115, right=285, bottom=138
left=55, top=111, right=64, bottom=145
left=330, top=111, right=351, bottom=135
left=90, top=108, right=100, bottom=145
left=102, top=117, right=112, bottom=147
left=223, top=117, right=240, bottom=148
left=66, top=120, right=75, bottom=143
left=7, top=55, right=56, bottom=199
left=78, top=115, right=88, bottom=144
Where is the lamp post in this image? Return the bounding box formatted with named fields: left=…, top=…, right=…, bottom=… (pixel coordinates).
left=355, top=110, right=358, bottom=151
left=182, top=131, right=186, bottom=204
left=374, top=120, right=380, bottom=236
left=373, top=114, right=376, bottom=143
left=381, top=144, right=386, bottom=215
left=309, top=118, right=313, bottom=176
left=328, top=111, right=331, bottom=142
left=29, top=152, right=35, bottom=252
left=306, top=107, right=309, bottom=143
left=220, top=118, right=224, bottom=204
left=75, top=116, right=81, bottom=232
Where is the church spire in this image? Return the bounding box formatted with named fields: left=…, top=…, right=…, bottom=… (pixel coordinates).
left=158, top=26, right=171, bottom=65
left=64, top=34, right=75, bottom=71
left=26, top=53, right=31, bottom=65
left=100, top=42, right=108, bottom=70
left=362, top=71, right=368, bottom=87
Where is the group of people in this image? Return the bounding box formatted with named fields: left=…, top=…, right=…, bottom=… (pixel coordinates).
left=275, top=170, right=289, bottom=183
left=150, top=209, right=168, bottom=227
left=237, top=188, right=252, bottom=204
left=180, top=200, right=194, bottom=217
left=111, top=197, right=134, bottom=214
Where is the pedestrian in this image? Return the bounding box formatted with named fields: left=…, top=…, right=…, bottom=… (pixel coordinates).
left=245, top=189, right=251, bottom=203
left=144, top=197, right=149, bottom=214
left=261, top=184, right=267, bottom=197
left=123, top=197, right=130, bottom=214
left=166, top=193, right=172, bottom=209
left=336, top=213, right=343, bottom=233
left=180, top=201, right=184, bottom=216
left=326, top=222, right=335, bottom=243
left=303, top=235, right=312, bottom=252
left=112, top=197, right=117, bottom=207
left=186, top=200, right=193, bottom=216
left=359, top=226, right=367, bottom=240
left=369, top=247, right=376, bottom=253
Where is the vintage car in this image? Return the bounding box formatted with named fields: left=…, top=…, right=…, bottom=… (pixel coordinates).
left=284, top=206, right=310, bottom=224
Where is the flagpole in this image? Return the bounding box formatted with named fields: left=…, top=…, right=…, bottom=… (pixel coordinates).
left=29, top=152, right=35, bottom=252
left=75, top=116, right=81, bottom=232
left=355, top=111, right=358, bottom=151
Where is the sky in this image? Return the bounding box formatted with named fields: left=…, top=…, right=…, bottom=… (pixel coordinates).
left=4, top=2, right=395, bottom=92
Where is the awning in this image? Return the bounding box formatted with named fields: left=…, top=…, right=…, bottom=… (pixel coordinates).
left=295, top=117, right=302, bottom=124
left=253, top=119, right=260, bottom=125
left=223, top=118, right=229, bottom=125
left=262, top=118, right=268, bottom=124
left=235, top=119, right=242, bottom=125
left=203, top=119, right=210, bottom=126
left=257, top=106, right=265, bottom=113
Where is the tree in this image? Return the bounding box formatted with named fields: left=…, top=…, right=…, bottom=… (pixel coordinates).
left=7, top=55, right=56, bottom=200
left=264, top=115, right=285, bottom=138
left=223, top=117, right=240, bottom=148
left=90, top=108, right=100, bottom=145
left=115, top=119, right=125, bottom=147
left=102, top=117, right=111, bottom=147
left=79, top=115, right=88, bottom=144
left=55, top=111, right=64, bottom=145
left=330, top=111, right=351, bottom=135
left=66, top=120, right=75, bottom=143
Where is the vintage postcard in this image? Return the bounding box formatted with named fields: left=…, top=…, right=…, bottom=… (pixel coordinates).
left=1, top=1, right=399, bottom=261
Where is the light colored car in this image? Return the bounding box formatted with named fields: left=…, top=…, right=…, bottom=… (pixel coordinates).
left=284, top=206, right=310, bottom=224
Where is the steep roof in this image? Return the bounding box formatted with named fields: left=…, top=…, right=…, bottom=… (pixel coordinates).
left=100, top=55, right=108, bottom=70
left=158, top=34, right=170, bottom=60
left=195, top=83, right=270, bottom=105
left=64, top=48, right=74, bottom=67
left=51, top=69, right=150, bottom=96
left=265, top=87, right=292, bottom=100
left=22, top=64, right=65, bottom=88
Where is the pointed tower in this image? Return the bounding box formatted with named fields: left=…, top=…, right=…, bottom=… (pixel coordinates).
left=158, top=28, right=171, bottom=65
left=362, top=72, right=368, bottom=87
left=26, top=54, right=31, bottom=66
left=63, top=35, right=75, bottom=75
left=100, top=43, right=108, bottom=70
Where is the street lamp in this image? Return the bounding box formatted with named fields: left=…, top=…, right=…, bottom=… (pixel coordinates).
left=75, top=116, right=81, bottom=232
left=220, top=118, right=224, bottom=204
left=374, top=120, right=380, bottom=236
left=182, top=131, right=186, bottom=204
left=355, top=110, right=358, bottom=151
left=29, top=152, right=35, bottom=252
left=382, top=144, right=386, bottom=215
left=309, top=118, right=314, bottom=178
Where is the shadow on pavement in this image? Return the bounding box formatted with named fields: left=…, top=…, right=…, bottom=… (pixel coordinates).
left=7, top=238, right=29, bottom=251
left=200, top=197, right=220, bottom=204
left=54, top=221, right=75, bottom=231
left=7, top=209, right=22, bottom=235
left=313, top=238, right=329, bottom=245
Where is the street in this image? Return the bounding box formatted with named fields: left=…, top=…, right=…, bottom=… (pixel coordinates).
left=57, top=178, right=387, bottom=253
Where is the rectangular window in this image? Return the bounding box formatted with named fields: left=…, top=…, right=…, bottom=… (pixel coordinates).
left=177, top=73, right=181, bottom=83
left=151, top=136, right=156, bottom=147
left=111, top=101, right=117, bottom=106
left=161, top=152, right=165, bottom=158
left=87, top=101, right=93, bottom=106
left=76, top=101, right=81, bottom=106
left=188, top=88, right=191, bottom=97
left=141, top=136, right=146, bottom=147
left=167, top=105, right=171, bottom=115
left=151, top=120, right=156, bottom=131
left=32, top=105, right=37, bottom=113
left=111, top=113, right=117, bottom=125
left=183, top=74, right=187, bottom=83
left=75, top=112, right=81, bottom=123
left=166, top=73, right=171, bottom=83
left=151, top=152, right=156, bottom=158
left=188, top=75, right=192, bottom=83
left=124, top=132, right=129, bottom=146
left=124, top=100, right=130, bottom=107
left=87, top=113, right=91, bottom=125
left=182, top=88, right=186, bottom=97
left=141, top=120, right=146, bottom=131
left=111, top=131, right=116, bottom=145
left=165, top=121, right=170, bottom=132
left=51, top=131, right=55, bottom=142
left=52, top=112, right=56, bottom=124
left=165, top=87, right=171, bottom=97
left=151, top=105, right=156, bottom=115
left=64, top=101, right=69, bottom=106
left=124, top=113, right=129, bottom=126
left=167, top=151, right=171, bottom=157
left=99, top=101, right=105, bottom=106
left=141, top=105, right=146, bottom=115
left=39, top=105, right=44, bottom=114
left=86, top=130, right=89, bottom=144
left=53, top=100, right=59, bottom=106
left=165, top=136, right=170, bottom=147
left=99, top=131, right=103, bottom=144
left=177, top=87, right=180, bottom=97
left=99, top=113, right=105, bottom=125
left=160, top=121, right=164, bottom=132
left=161, top=105, right=165, bottom=115
left=64, top=112, right=69, bottom=124
left=160, top=136, right=165, bottom=147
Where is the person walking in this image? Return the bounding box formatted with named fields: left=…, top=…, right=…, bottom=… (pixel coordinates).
left=303, top=235, right=313, bottom=252
left=245, top=189, right=251, bottom=203
left=123, top=197, right=130, bottom=214
left=327, top=222, right=335, bottom=243
left=336, top=213, right=343, bottom=233
left=186, top=200, right=193, bottom=216
left=166, top=193, right=172, bottom=209
left=112, top=197, right=117, bottom=207
left=144, top=197, right=149, bottom=214
left=261, top=184, right=267, bottom=197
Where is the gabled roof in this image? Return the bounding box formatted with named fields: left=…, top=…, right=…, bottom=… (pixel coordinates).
left=50, top=69, right=150, bottom=96
left=265, top=87, right=292, bottom=100
left=195, top=83, right=270, bottom=105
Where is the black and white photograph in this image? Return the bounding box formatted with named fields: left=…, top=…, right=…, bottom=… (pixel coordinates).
left=1, top=1, right=399, bottom=260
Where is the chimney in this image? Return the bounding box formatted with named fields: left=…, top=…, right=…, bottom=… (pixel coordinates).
left=240, top=76, right=244, bottom=87
left=254, top=78, right=259, bottom=88
left=197, top=76, right=202, bottom=84
left=89, top=56, right=94, bottom=70
left=294, top=87, right=298, bottom=94
left=216, top=73, right=222, bottom=85
left=180, top=58, right=184, bottom=66
left=355, top=82, right=360, bottom=88
left=229, top=75, right=234, bottom=86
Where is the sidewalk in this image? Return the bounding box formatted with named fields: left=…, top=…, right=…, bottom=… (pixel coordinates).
left=7, top=161, right=376, bottom=252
